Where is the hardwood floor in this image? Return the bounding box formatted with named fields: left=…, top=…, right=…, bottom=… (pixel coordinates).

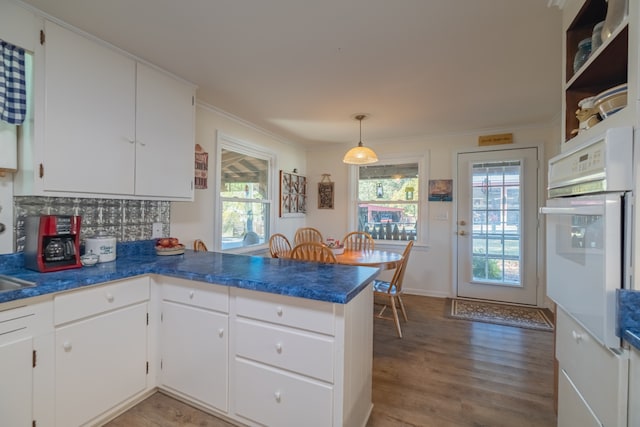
left=104, top=295, right=556, bottom=427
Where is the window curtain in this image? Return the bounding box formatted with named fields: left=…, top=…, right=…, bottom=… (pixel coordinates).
left=0, top=39, right=27, bottom=125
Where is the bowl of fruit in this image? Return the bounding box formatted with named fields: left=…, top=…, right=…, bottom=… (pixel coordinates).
left=155, top=237, right=186, bottom=256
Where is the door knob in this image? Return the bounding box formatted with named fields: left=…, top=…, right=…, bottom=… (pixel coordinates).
left=457, top=230, right=467, bottom=236
left=459, top=220, right=467, bottom=226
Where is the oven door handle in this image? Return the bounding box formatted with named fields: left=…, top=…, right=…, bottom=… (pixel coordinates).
left=539, top=206, right=604, bottom=215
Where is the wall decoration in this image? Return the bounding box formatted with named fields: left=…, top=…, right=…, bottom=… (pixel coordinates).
left=194, top=144, right=208, bottom=189
left=428, top=179, right=453, bottom=202
left=318, top=174, right=334, bottom=209
left=478, top=133, right=513, bottom=146
left=280, top=170, right=307, bottom=217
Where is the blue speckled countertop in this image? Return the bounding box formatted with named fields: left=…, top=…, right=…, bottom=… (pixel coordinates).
left=0, top=240, right=379, bottom=305
left=618, top=289, right=640, bottom=350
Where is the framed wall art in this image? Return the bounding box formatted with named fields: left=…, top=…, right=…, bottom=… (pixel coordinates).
left=428, top=179, right=453, bottom=202
left=194, top=144, right=208, bottom=189
left=279, top=170, right=307, bottom=217
left=318, top=173, right=334, bottom=209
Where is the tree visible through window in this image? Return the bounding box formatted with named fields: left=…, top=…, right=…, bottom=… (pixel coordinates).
left=357, top=163, right=419, bottom=241
left=219, top=147, right=271, bottom=250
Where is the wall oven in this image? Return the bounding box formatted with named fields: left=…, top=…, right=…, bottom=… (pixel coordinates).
left=540, top=126, right=633, bottom=351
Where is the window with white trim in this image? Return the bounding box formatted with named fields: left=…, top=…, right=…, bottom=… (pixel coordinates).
left=350, top=155, right=427, bottom=244
left=216, top=135, right=274, bottom=251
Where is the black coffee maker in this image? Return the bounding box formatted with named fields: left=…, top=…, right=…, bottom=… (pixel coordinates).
left=24, top=215, right=82, bottom=272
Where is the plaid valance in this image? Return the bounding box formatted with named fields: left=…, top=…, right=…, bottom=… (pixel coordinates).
left=0, top=39, right=27, bottom=125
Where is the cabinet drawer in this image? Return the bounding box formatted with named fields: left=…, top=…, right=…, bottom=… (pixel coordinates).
left=236, top=318, right=334, bottom=382
left=556, top=307, right=628, bottom=427
left=234, top=288, right=334, bottom=335
left=235, top=359, right=333, bottom=427
left=160, top=278, right=228, bottom=313
left=54, top=276, right=150, bottom=325
left=557, top=369, right=602, bottom=427
left=0, top=302, right=52, bottom=342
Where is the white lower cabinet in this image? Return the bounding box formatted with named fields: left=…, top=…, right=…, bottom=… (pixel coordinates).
left=555, top=307, right=628, bottom=427
left=0, top=302, right=53, bottom=427
left=0, top=275, right=374, bottom=427
left=53, top=277, right=150, bottom=426
left=158, top=278, right=229, bottom=412
left=231, top=286, right=373, bottom=427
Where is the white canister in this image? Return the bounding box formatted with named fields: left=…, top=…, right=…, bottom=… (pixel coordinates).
left=84, top=233, right=117, bottom=263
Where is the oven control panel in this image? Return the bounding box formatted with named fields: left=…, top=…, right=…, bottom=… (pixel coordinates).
left=548, top=127, right=632, bottom=197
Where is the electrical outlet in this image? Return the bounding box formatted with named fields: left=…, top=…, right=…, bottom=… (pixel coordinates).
left=152, top=222, right=163, bottom=238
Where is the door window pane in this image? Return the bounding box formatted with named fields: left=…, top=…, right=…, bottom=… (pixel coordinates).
left=471, top=160, right=522, bottom=286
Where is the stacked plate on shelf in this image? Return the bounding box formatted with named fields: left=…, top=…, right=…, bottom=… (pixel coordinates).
left=574, top=83, right=627, bottom=135
left=594, top=83, right=627, bottom=118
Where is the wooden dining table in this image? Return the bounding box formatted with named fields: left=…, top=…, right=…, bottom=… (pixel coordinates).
left=334, top=249, right=403, bottom=271
left=277, top=247, right=403, bottom=271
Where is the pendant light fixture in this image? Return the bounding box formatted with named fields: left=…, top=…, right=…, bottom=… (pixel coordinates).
left=343, top=114, right=378, bottom=165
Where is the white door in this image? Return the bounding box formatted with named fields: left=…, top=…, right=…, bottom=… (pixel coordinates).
left=456, top=147, right=539, bottom=305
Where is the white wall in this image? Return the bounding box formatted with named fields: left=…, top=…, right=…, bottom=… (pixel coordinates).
left=304, top=125, right=559, bottom=299
left=170, top=104, right=308, bottom=250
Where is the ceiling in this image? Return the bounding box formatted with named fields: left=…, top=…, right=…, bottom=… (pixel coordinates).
left=19, top=0, right=563, bottom=147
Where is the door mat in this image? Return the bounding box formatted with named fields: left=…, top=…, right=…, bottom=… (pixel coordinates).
left=444, top=298, right=554, bottom=331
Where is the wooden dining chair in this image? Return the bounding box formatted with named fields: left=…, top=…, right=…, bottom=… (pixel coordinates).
left=193, top=239, right=208, bottom=251
left=290, top=242, right=337, bottom=263
left=269, top=233, right=292, bottom=258
left=373, top=240, right=414, bottom=338
left=294, top=227, right=323, bottom=245
left=342, top=231, right=375, bottom=251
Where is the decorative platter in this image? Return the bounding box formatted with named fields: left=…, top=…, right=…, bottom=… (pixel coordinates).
left=156, top=244, right=186, bottom=256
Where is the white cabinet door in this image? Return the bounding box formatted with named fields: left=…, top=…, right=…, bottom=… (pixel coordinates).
left=0, top=337, right=33, bottom=427
left=160, top=300, right=228, bottom=412
left=55, top=302, right=148, bottom=427
left=44, top=20, right=136, bottom=195
left=135, top=63, right=194, bottom=199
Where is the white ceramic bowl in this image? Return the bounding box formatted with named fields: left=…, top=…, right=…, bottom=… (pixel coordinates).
left=80, top=253, right=100, bottom=266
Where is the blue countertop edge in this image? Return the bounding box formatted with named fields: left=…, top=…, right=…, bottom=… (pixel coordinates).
left=618, top=289, right=640, bottom=350
left=0, top=240, right=380, bottom=305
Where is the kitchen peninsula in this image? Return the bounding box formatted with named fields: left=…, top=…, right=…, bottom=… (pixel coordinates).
left=0, top=240, right=379, bottom=427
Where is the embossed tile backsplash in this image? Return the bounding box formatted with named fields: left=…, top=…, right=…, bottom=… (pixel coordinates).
left=13, top=196, right=170, bottom=251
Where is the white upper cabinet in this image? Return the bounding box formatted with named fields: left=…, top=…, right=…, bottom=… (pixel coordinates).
left=33, top=20, right=195, bottom=200
left=135, top=63, right=195, bottom=199
left=44, top=20, right=137, bottom=195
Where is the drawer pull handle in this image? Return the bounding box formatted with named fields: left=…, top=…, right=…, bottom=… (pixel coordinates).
left=274, top=391, right=281, bottom=403
left=572, top=330, right=583, bottom=342
left=275, top=342, right=283, bottom=353
left=105, top=293, right=114, bottom=303
left=63, top=341, right=72, bottom=352
left=189, top=291, right=195, bottom=299
left=276, top=307, right=283, bottom=316
left=218, top=328, right=224, bottom=337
